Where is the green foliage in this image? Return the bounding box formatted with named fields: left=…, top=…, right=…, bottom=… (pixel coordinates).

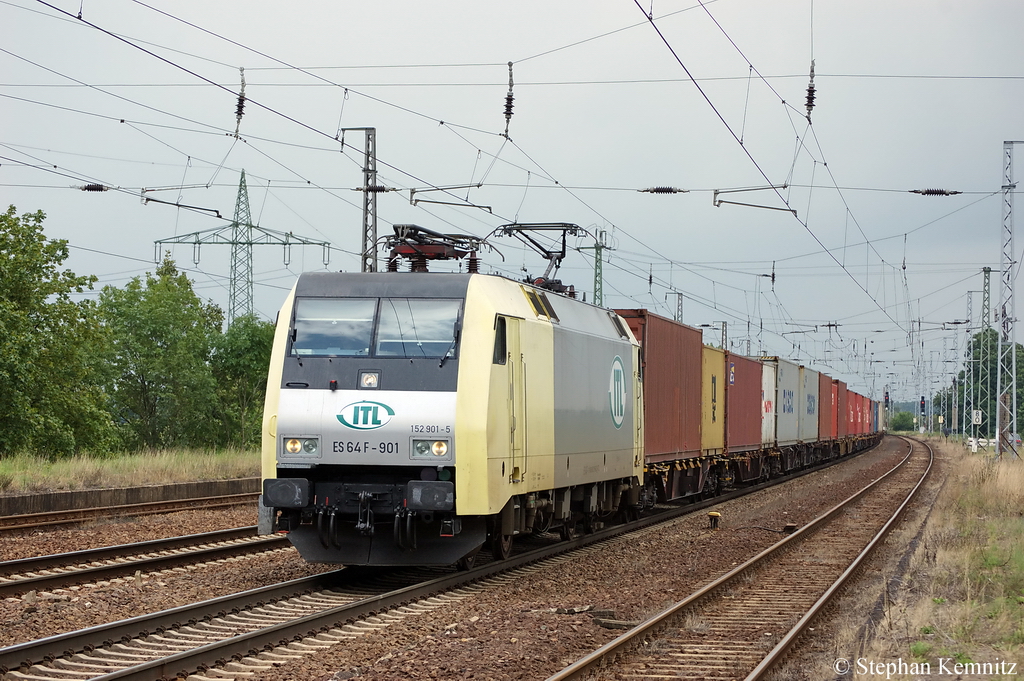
left=0, top=206, right=114, bottom=457
left=212, top=314, right=275, bottom=447
left=909, top=640, right=932, bottom=659
left=97, top=256, right=224, bottom=449
left=890, top=410, right=916, bottom=431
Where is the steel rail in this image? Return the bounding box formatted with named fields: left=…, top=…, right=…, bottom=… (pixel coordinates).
left=0, top=526, right=257, bottom=576
left=0, top=531, right=285, bottom=598
left=545, top=435, right=927, bottom=681
left=745, top=436, right=933, bottom=680
left=0, top=493, right=259, bottom=531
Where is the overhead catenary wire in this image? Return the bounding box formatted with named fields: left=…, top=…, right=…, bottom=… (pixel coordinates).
left=633, top=0, right=908, bottom=333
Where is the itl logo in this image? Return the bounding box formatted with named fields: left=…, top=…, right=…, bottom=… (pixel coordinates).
left=338, top=401, right=395, bottom=430
left=608, top=356, right=627, bottom=429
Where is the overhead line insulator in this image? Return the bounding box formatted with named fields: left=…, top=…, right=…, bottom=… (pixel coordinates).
left=234, top=66, right=246, bottom=138
left=639, top=186, right=688, bottom=194
left=79, top=184, right=108, bottom=192
left=909, top=188, right=963, bottom=196
left=805, top=60, right=816, bottom=122
left=503, top=62, right=514, bottom=137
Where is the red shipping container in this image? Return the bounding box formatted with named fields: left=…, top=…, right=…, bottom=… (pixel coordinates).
left=726, top=352, right=763, bottom=453
left=615, top=310, right=702, bottom=462
left=831, top=378, right=839, bottom=438
left=836, top=381, right=848, bottom=438
left=818, top=372, right=834, bottom=441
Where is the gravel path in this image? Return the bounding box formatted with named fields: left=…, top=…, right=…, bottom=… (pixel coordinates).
left=0, top=438, right=905, bottom=680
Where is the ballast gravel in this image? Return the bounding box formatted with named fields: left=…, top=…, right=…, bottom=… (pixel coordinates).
left=0, top=438, right=908, bottom=680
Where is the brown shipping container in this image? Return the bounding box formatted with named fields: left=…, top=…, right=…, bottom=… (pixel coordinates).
left=726, top=353, right=763, bottom=453
left=836, top=381, right=848, bottom=438
left=818, top=372, right=834, bottom=440
left=616, top=310, right=702, bottom=462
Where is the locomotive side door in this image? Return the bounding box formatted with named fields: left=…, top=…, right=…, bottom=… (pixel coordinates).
left=507, top=317, right=527, bottom=481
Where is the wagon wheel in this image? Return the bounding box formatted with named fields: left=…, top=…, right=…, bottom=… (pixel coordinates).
left=490, top=532, right=513, bottom=560
left=559, top=519, right=578, bottom=542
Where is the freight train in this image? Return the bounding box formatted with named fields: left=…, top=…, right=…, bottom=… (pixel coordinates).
left=258, top=227, right=882, bottom=568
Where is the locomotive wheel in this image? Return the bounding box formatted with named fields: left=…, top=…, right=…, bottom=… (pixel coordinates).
left=582, top=512, right=596, bottom=534
left=559, top=520, right=577, bottom=542
left=491, top=532, right=513, bottom=560
left=456, top=545, right=482, bottom=571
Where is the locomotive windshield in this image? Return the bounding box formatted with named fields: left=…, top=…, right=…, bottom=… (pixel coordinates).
left=291, top=297, right=461, bottom=359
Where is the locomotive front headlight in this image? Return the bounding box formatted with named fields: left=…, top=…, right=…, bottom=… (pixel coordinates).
left=302, top=438, right=319, bottom=454
left=285, top=438, right=302, bottom=454
left=412, top=439, right=450, bottom=460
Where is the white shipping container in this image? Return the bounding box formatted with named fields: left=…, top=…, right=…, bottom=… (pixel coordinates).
left=763, top=357, right=800, bottom=446
left=761, top=362, right=776, bottom=447
left=799, top=366, right=820, bottom=442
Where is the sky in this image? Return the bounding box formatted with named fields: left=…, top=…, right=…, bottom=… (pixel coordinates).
left=3, top=0, right=1023, bottom=403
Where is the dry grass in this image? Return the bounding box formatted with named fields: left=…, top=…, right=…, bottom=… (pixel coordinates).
left=856, top=441, right=1024, bottom=677
left=0, top=448, right=259, bottom=494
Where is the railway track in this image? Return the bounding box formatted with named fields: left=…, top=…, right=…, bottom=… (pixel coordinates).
left=546, top=435, right=931, bottom=681
left=0, top=494, right=260, bottom=532
left=0, top=526, right=286, bottom=599
left=0, top=439, right=887, bottom=681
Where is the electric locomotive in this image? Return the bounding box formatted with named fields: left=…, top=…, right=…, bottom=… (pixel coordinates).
left=259, top=226, right=643, bottom=567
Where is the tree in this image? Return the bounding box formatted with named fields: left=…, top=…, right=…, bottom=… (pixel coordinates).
left=889, top=411, right=916, bottom=432
left=212, top=314, right=275, bottom=447
left=97, top=256, right=224, bottom=449
left=0, top=206, right=114, bottom=456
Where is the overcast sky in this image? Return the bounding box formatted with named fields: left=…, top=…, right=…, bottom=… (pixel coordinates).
left=3, top=0, right=1022, bottom=402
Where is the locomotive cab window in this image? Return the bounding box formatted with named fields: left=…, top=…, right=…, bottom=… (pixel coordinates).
left=492, top=316, right=507, bottom=365
left=291, top=298, right=376, bottom=356
left=376, top=298, right=462, bottom=358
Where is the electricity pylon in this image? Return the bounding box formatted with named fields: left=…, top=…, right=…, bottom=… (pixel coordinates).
left=155, top=170, right=331, bottom=324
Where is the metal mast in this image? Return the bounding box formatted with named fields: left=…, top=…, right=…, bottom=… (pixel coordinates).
left=996, top=142, right=1020, bottom=459
left=361, top=128, right=378, bottom=273
left=980, top=266, right=992, bottom=442
left=579, top=228, right=612, bottom=307
left=228, top=170, right=253, bottom=322
left=963, top=291, right=974, bottom=440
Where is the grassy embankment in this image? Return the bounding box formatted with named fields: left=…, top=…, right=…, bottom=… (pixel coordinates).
left=868, top=440, right=1024, bottom=673
left=0, top=449, right=260, bottom=494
